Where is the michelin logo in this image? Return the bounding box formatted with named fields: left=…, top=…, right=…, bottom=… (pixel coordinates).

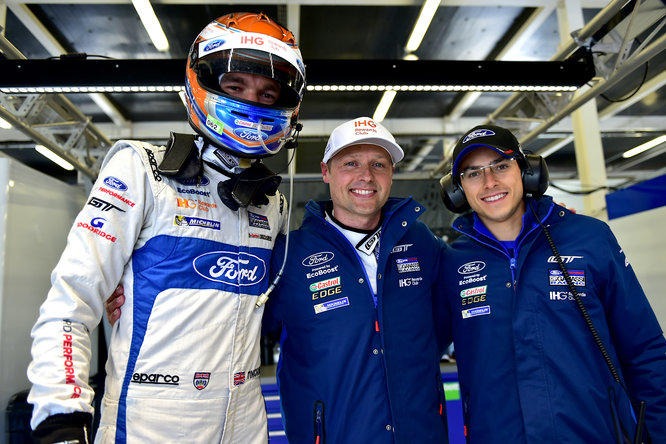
left=461, top=305, right=491, bottom=319
left=314, top=297, right=350, bottom=314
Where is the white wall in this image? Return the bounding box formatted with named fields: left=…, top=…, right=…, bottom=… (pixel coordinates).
left=0, top=157, right=85, bottom=441
left=609, top=205, right=666, bottom=332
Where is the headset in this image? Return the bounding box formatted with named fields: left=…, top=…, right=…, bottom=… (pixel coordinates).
left=439, top=149, right=549, bottom=213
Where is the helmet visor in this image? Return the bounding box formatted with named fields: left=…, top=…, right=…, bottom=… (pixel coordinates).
left=195, top=48, right=305, bottom=110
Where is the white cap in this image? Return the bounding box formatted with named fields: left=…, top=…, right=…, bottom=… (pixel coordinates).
left=322, top=117, right=404, bottom=164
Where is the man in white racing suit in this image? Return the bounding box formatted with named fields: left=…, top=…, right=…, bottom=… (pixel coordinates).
left=26, top=12, right=306, bottom=444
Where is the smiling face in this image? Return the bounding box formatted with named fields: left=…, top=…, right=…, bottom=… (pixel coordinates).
left=321, top=144, right=394, bottom=230
left=459, top=146, right=526, bottom=240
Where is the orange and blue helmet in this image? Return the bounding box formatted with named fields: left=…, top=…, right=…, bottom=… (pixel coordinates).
left=185, top=12, right=306, bottom=158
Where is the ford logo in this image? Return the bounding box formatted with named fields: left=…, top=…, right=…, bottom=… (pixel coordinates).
left=177, top=175, right=210, bottom=186
left=458, top=261, right=486, bottom=275
left=103, top=176, right=128, bottom=191
left=234, top=128, right=267, bottom=142
left=193, top=251, right=266, bottom=286
left=203, top=39, right=224, bottom=52
left=463, top=129, right=495, bottom=144
left=301, top=252, right=334, bottom=267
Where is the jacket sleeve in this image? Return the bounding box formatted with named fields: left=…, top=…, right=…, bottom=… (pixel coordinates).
left=26, top=145, right=153, bottom=432
left=432, top=236, right=454, bottom=355
left=598, top=224, right=666, bottom=441
left=261, top=234, right=287, bottom=338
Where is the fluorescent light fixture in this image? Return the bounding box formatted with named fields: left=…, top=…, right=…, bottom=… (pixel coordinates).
left=307, top=84, right=578, bottom=92
left=0, top=59, right=592, bottom=94
left=1, top=85, right=185, bottom=94
left=405, top=0, right=442, bottom=52
left=0, top=117, right=12, bottom=129
left=35, top=145, right=75, bottom=170
left=373, top=90, right=397, bottom=122
left=622, top=134, right=666, bottom=158
left=132, top=0, right=169, bottom=51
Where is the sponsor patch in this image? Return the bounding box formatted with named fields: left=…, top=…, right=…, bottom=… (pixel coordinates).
left=458, top=261, right=486, bottom=275
left=309, top=276, right=341, bottom=292
left=547, top=255, right=582, bottom=264
left=396, top=257, right=421, bottom=273
left=174, top=215, right=220, bottom=230
left=233, top=371, right=245, bottom=386
left=307, top=265, right=339, bottom=280
left=248, top=211, right=270, bottom=230
left=461, top=294, right=487, bottom=306
left=302, top=252, right=334, bottom=267
left=177, top=187, right=211, bottom=197
left=461, top=305, right=491, bottom=319
left=88, top=196, right=125, bottom=213
left=177, top=198, right=217, bottom=212
left=233, top=367, right=260, bottom=387
left=144, top=148, right=162, bottom=182
left=459, top=274, right=487, bottom=286
left=391, top=243, right=413, bottom=253
left=356, top=228, right=381, bottom=257
left=131, top=372, right=180, bottom=385
left=103, top=176, right=128, bottom=191
left=460, top=285, right=487, bottom=297
left=548, top=269, right=585, bottom=286
left=177, top=175, right=211, bottom=186
left=193, top=251, right=266, bottom=286
left=61, top=320, right=82, bottom=399
left=249, top=233, right=273, bottom=241
left=463, top=129, right=497, bottom=144
left=193, top=372, right=210, bottom=390
left=550, top=291, right=587, bottom=301
left=234, top=127, right=267, bottom=142
left=314, top=297, right=350, bottom=314
left=99, top=187, right=135, bottom=207
left=398, top=277, right=423, bottom=287
left=77, top=218, right=117, bottom=242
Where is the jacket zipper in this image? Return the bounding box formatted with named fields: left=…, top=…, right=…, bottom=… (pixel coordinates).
left=313, top=400, right=325, bottom=444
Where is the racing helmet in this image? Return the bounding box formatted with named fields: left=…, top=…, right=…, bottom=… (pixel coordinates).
left=186, top=12, right=306, bottom=158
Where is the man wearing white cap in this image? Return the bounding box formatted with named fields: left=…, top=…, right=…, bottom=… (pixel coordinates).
left=263, top=117, right=449, bottom=443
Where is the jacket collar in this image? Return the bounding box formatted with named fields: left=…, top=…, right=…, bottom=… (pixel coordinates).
left=304, top=197, right=418, bottom=223
left=454, top=195, right=557, bottom=242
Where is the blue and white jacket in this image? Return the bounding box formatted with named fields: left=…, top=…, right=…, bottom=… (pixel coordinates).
left=436, top=195, right=666, bottom=444
left=28, top=140, right=288, bottom=443
left=264, top=198, right=449, bottom=443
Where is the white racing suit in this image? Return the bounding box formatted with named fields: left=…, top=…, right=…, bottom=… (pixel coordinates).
left=27, top=140, right=288, bottom=443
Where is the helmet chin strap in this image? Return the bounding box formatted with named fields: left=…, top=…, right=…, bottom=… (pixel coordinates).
left=203, top=149, right=282, bottom=211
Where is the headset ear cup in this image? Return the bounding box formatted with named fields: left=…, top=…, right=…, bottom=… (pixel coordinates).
left=522, top=154, right=549, bottom=197
left=440, top=174, right=470, bottom=213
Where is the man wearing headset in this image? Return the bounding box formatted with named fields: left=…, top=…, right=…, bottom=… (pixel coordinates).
left=27, top=12, right=305, bottom=444
left=437, top=124, right=666, bottom=443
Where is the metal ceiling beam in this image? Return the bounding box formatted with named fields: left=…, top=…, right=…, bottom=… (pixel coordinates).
left=432, top=0, right=666, bottom=178
left=537, top=69, right=666, bottom=159
left=447, top=4, right=557, bottom=121
left=0, top=32, right=112, bottom=179
left=7, top=3, right=130, bottom=127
